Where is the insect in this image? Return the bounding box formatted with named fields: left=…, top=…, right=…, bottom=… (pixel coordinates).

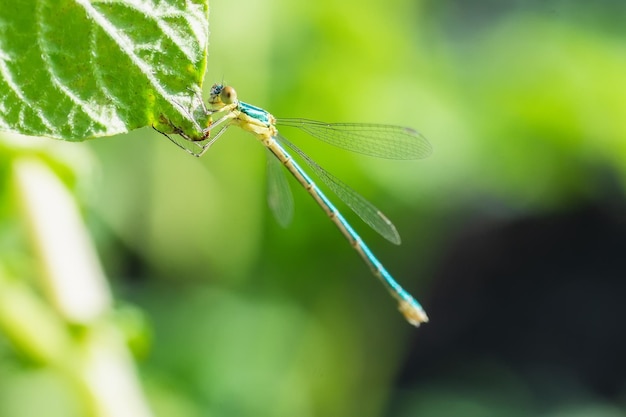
left=155, top=84, right=432, bottom=326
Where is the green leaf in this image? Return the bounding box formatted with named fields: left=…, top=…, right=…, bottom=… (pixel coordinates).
left=0, top=0, right=209, bottom=141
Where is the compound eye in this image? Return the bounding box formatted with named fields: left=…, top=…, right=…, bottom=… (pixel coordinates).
left=220, top=86, right=237, bottom=104
left=209, top=84, right=220, bottom=96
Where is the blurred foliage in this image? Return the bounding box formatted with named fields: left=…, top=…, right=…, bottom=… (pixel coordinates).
left=1, top=0, right=626, bottom=416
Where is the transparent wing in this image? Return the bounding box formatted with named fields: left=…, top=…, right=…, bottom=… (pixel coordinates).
left=277, top=118, right=432, bottom=160
left=276, top=134, right=401, bottom=245
left=266, top=149, right=294, bottom=227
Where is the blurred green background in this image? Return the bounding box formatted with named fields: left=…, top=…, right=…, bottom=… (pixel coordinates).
left=2, top=0, right=626, bottom=416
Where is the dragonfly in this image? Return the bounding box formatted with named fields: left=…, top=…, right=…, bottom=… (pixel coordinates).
left=155, top=83, right=432, bottom=326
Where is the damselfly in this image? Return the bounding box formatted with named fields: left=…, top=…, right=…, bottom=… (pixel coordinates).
left=156, top=84, right=432, bottom=326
